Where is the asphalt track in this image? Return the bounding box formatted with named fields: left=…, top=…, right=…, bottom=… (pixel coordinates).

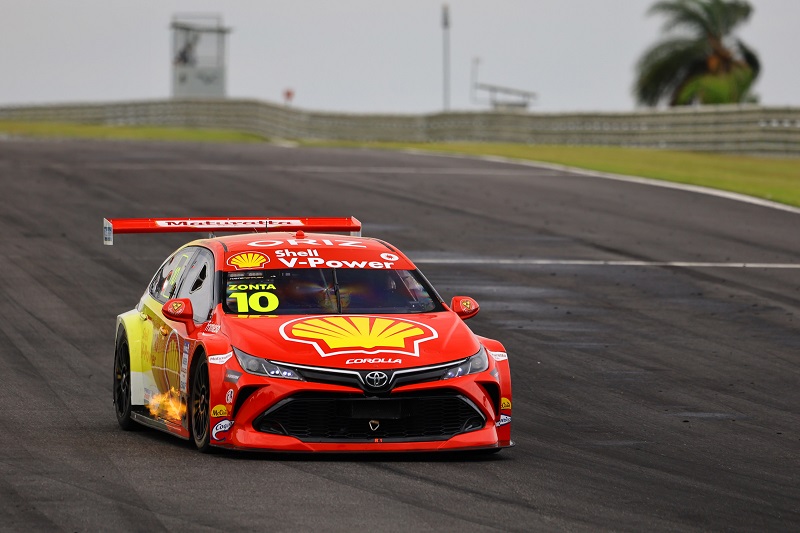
left=0, top=139, right=798, bottom=532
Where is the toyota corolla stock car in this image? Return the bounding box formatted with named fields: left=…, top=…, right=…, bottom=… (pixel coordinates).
left=106, top=217, right=512, bottom=453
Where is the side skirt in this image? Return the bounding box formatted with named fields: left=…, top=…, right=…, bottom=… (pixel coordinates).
left=131, top=410, right=190, bottom=440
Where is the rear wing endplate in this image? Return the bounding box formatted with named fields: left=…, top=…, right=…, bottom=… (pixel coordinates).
left=103, top=217, right=362, bottom=245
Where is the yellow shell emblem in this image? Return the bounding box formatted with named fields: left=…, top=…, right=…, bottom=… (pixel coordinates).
left=281, top=316, right=438, bottom=357
left=227, top=251, right=269, bottom=270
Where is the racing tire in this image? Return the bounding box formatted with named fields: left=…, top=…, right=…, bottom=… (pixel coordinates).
left=113, top=334, right=136, bottom=430
left=190, top=355, right=213, bottom=453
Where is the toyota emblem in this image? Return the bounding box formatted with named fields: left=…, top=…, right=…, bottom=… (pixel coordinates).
left=364, top=371, right=389, bottom=388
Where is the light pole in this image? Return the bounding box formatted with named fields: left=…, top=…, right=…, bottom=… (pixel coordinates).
left=442, top=4, right=450, bottom=111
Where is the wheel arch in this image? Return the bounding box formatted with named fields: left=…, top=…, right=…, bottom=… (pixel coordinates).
left=116, top=310, right=146, bottom=406
left=476, top=335, right=512, bottom=445
left=188, top=342, right=208, bottom=383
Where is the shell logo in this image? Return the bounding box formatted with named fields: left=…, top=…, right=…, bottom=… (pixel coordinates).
left=280, top=316, right=438, bottom=358
left=151, top=331, right=181, bottom=402
left=227, top=251, right=270, bottom=270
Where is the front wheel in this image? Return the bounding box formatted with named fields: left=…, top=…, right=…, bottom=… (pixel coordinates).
left=190, top=356, right=212, bottom=452
left=113, top=334, right=135, bottom=430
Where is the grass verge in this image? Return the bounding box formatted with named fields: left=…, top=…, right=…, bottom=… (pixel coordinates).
left=0, top=120, right=266, bottom=143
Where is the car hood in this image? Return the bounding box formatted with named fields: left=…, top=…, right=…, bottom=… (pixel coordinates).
left=222, top=312, right=481, bottom=369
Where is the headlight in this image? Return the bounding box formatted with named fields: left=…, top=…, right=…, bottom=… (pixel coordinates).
left=233, top=347, right=304, bottom=380
left=441, top=347, right=489, bottom=380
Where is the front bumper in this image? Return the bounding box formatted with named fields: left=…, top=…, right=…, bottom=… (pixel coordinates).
left=208, top=363, right=513, bottom=452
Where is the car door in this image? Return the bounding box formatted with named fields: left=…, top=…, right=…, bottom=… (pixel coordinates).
left=173, top=248, right=215, bottom=404
left=140, top=247, right=198, bottom=420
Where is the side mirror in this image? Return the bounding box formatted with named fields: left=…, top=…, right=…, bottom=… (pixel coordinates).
left=451, top=296, right=480, bottom=320
left=162, top=298, right=196, bottom=333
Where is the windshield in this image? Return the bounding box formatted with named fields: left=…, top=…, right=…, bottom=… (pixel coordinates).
left=222, top=268, right=442, bottom=315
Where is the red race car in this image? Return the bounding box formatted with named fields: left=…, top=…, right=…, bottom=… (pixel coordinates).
left=106, top=217, right=512, bottom=453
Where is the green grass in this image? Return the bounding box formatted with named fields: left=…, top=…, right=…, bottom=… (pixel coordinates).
left=302, top=140, right=800, bottom=208
left=0, top=120, right=266, bottom=143
left=2, top=120, right=797, bottom=207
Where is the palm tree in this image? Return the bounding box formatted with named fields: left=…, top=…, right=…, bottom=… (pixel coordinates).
left=634, top=0, right=760, bottom=106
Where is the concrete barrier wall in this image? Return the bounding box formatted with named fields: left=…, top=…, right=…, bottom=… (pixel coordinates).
left=1, top=99, right=798, bottom=156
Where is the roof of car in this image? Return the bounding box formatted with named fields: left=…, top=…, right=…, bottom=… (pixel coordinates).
left=196, top=232, right=415, bottom=271
left=209, top=232, right=395, bottom=254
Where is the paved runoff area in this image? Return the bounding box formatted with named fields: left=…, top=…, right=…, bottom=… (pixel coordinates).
left=0, top=139, right=798, bottom=531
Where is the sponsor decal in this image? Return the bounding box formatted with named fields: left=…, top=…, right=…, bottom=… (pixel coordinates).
left=496, top=415, right=511, bottom=427
left=170, top=301, right=184, bottom=314
left=227, top=251, right=270, bottom=270
left=490, top=368, right=499, bottom=378
left=156, top=219, right=301, bottom=229
left=490, top=351, right=508, bottom=361
left=276, top=256, right=395, bottom=269
left=380, top=253, right=399, bottom=261
left=204, top=323, right=221, bottom=334
left=345, top=358, right=402, bottom=365
left=274, top=248, right=320, bottom=258
left=280, top=315, right=438, bottom=358
left=180, top=341, right=190, bottom=393
left=211, top=404, right=229, bottom=418
left=460, top=299, right=473, bottom=313
left=224, top=370, right=242, bottom=383
left=227, top=283, right=276, bottom=291
left=208, top=352, right=233, bottom=365
left=248, top=238, right=367, bottom=249
left=211, top=420, right=234, bottom=441
left=225, top=389, right=234, bottom=404
left=501, top=397, right=512, bottom=410
left=103, top=220, right=113, bottom=245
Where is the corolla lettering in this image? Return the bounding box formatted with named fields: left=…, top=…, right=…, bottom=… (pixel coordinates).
left=345, top=358, right=403, bottom=365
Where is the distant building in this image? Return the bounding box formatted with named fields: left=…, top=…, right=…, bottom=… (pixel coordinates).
left=171, top=14, right=231, bottom=99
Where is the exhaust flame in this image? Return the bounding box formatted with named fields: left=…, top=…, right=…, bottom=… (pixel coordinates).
left=147, top=388, right=186, bottom=420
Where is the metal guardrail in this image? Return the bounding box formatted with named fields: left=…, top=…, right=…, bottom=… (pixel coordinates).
left=0, top=99, right=798, bottom=156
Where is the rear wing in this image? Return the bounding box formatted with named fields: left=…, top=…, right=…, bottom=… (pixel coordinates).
left=103, top=217, right=362, bottom=245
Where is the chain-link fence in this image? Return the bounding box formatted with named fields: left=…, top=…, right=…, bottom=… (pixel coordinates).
left=1, top=99, right=798, bottom=156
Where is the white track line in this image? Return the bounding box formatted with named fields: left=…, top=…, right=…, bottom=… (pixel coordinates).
left=400, top=149, right=800, bottom=216
left=412, top=258, right=800, bottom=268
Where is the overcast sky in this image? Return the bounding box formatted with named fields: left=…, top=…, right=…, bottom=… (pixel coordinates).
left=1, top=0, right=797, bottom=114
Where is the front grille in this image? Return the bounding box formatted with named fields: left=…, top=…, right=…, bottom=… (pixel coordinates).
left=253, top=391, right=486, bottom=442
left=282, top=359, right=465, bottom=394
